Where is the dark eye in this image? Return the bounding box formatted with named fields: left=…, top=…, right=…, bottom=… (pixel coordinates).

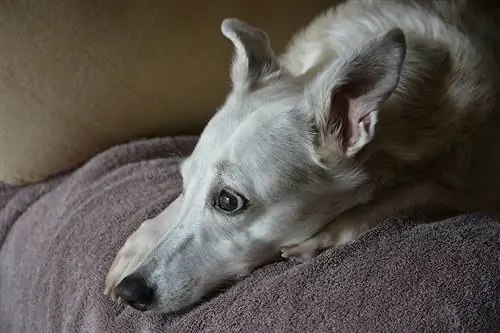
left=215, top=188, right=247, bottom=214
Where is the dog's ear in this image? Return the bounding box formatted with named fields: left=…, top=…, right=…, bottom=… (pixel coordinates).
left=306, top=28, right=406, bottom=160
left=221, top=18, right=281, bottom=89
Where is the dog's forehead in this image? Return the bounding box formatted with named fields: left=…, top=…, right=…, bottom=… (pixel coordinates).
left=192, top=82, right=303, bottom=155
left=181, top=80, right=316, bottom=193
left=182, top=87, right=317, bottom=196
left=218, top=96, right=307, bottom=157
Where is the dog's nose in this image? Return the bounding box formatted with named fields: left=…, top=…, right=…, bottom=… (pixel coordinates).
left=115, top=274, right=155, bottom=311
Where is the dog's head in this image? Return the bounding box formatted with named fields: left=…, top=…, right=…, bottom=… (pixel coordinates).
left=114, top=19, right=406, bottom=313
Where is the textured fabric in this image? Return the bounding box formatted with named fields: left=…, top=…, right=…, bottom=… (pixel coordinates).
left=0, top=136, right=499, bottom=332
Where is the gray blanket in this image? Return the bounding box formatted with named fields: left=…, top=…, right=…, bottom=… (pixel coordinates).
left=1, top=136, right=499, bottom=332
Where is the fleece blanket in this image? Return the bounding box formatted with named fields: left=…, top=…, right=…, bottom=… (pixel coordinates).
left=0, top=136, right=499, bottom=333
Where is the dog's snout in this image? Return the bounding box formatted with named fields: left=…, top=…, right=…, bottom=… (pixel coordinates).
left=115, top=274, right=155, bottom=311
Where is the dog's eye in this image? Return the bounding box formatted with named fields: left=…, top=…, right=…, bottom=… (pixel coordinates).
left=215, top=189, right=247, bottom=214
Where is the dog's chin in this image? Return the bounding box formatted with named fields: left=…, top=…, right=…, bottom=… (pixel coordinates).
left=148, top=279, right=236, bottom=315
left=128, top=301, right=186, bottom=315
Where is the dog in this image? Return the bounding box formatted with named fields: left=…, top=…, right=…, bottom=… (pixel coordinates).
left=104, top=0, right=500, bottom=313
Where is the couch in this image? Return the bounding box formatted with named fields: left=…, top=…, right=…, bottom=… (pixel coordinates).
left=1, top=1, right=499, bottom=332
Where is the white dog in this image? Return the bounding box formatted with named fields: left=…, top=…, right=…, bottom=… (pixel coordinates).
left=105, top=0, right=500, bottom=313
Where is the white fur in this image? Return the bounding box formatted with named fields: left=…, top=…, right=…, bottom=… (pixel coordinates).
left=105, top=0, right=500, bottom=313
left=104, top=195, right=183, bottom=300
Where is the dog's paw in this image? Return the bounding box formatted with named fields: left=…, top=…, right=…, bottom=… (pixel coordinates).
left=104, top=218, right=162, bottom=301
left=280, top=238, right=323, bottom=263
left=281, top=214, right=371, bottom=262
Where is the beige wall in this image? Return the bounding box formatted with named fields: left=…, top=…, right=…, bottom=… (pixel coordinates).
left=0, top=0, right=332, bottom=184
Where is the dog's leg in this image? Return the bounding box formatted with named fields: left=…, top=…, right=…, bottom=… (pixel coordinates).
left=281, top=180, right=470, bottom=262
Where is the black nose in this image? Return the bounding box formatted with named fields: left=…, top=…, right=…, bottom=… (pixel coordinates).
left=115, top=274, right=155, bottom=311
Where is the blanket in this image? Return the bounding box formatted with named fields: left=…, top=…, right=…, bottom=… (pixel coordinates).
left=1, top=136, right=499, bottom=332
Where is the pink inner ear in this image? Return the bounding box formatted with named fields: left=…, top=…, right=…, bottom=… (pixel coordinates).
left=348, top=114, right=359, bottom=147
left=346, top=98, right=366, bottom=147
left=330, top=88, right=372, bottom=153
left=346, top=97, right=372, bottom=147
left=360, top=113, right=371, bottom=134
left=330, top=92, right=351, bottom=152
